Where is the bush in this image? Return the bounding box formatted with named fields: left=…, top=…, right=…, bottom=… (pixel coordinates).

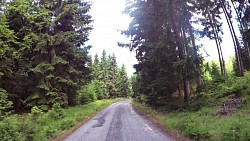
left=217, top=72, right=250, bottom=98
left=48, top=103, right=65, bottom=119
left=60, top=118, right=75, bottom=130
left=42, top=126, right=57, bottom=139
left=77, top=81, right=97, bottom=104
left=0, top=88, right=12, bottom=118
left=94, top=80, right=108, bottom=100
left=0, top=117, right=23, bottom=141
left=0, top=99, right=122, bottom=141
left=31, top=106, right=44, bottom=121
left=18, top=115, right=40, bottom=141
left=178, top=115, right=211, bottom=140
left=222, top=117, right=250, bottom=141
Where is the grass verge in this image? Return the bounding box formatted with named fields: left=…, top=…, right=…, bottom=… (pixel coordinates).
left=0, top=98, right=127, bottom=141
left=132, top=100, right=250, bottom=141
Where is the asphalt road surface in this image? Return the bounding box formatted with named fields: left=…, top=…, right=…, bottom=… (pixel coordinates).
left=64, top=100, right=176, bottom=141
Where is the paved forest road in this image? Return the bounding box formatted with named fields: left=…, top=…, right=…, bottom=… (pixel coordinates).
left=64, top=100, right=176, bottom=141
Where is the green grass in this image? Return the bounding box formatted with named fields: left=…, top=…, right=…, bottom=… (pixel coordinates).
left=133, top=100, right=250, bottom=141
left=0, top=98, right=127, bottom=141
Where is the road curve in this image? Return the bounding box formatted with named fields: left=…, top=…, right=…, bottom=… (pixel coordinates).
left=64, top=100, right=176, bottom=141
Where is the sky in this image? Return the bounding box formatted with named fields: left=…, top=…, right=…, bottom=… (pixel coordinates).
left=87, top=0, right=137, bottom=76
left=199, top=14, right=239, bottom=62
left=87, top=0, right=238, bottom=76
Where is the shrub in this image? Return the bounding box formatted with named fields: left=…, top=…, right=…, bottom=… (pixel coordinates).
left=77, top=82, right=97, bottom=104
left=178, top=115, right=211, bottom=140
left=48, top=103, right=65, bottom=119
left=60, top=118, right=75, bottom=130
left=31, top=106, right=44, bottom=121
left=42, top=126, right=57, bottom=139
left=222, top=117, right=250, bottom=141
left=218, top=72, right=250, bottom=98
left=18, top=115, right=40, bottom=141
left=0, top=88, right=12, bottom=119
left=0, top=117, right=23, bottom=141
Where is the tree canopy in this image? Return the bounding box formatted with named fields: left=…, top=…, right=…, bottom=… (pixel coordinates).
left=123, top=0, right=250, bottom=107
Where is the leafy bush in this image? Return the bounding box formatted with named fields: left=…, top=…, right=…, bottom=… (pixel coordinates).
left=42, top=126, right=57, bottom=139
left=0, top=117, right=23, bottom=141
left=0, top=99, right=123, bottom=141
left=0, top=88, right=12, bottom=118
left=94, top=80, right=108, bottom=100
left=77, top=81, right=97, bottom=104
left=31, top=106, right=44, bottom=121
left=217, top=72, right=250, bottom=98
left=48, top=103, right=65, bottom=119
left=18, top=115, right=40, bottom=141
left=222, top=116, right=250, bottom=141
left=178, top=115, right=211, bottom=140
left=60, top=118, right=75, bottom=130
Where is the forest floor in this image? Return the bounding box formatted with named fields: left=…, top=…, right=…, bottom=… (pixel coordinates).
left=132, top=100, right=250, bottom=141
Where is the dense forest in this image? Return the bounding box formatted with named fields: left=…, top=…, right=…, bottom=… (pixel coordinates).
left=0, top=0, right=131, bottom=117
left=1, top=0, right=250, bottom=140
left=123, top=0, right=250, bottom=107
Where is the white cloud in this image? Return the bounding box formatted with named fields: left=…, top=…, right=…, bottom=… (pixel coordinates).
left=87, top=0, right=137, bottom=76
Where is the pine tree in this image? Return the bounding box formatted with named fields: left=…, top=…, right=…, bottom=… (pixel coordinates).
left=117, top=64, right=131, bottom=97
left=1, top=0, right=93, bottom=110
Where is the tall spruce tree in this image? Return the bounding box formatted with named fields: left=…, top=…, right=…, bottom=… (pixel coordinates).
left=0, top=0, right=93, bottom=110
left=123, top=0, right=202, bottom=105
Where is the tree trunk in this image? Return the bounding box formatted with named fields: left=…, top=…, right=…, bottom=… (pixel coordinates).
left=183, top=79, right=190, bottom=103
left=230, top=0, right=250, bottom=69
left=188, top=23, right=202, bottom=89
left=220, top=0, right=244, bottom=76
left=169, top=0, right=190, bottom=103
left=212, top=14, right=226, bottom=75
left=207, top=9, right=225, bottom=75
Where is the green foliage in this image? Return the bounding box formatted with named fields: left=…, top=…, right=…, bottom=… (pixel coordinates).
left=203, top=71, right=250, bottom=99
left=31, top=106, right=44, bottom=121
left=42, top=126, right=57, bottom=139
left=0, top=99, right=125, bottom=141
left=77, top=81, right=97, bottom=104
left=209, top=61, right=221, bottom=78
left=0, top=117, right=23, bottom=141
left=0, top=88, right=12, bottom=118
left=178, top=115, right=211, bottom=140
left=133, top=100, right=250, bottom=141
left=60, top=118, right=75, bottom=130
left=48, top=103, right=65, bottom=120
left=18, top=115, right=40, bottom=141
left=0, top=0, right=93, bottom=111
left=91, top=50, right=131, bottom=99
left=123, top=0, right=204, bottom=105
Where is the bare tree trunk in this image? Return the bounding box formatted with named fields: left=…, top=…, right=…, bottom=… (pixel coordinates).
left=183, top=79, right=190, bottom=103
left=207, top=9, right=225, bottom=75
left=188, top=24, right=202, bottom=91
left=230, top=0, right=250, bottom=69
left=212, top=14, right=226, bottom=75
left=220, top=0, right=244, bottom=76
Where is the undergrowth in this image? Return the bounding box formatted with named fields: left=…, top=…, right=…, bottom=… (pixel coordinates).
left=0, top=98, right=126, bottom=141
left=133, top=100, right=250, bottom=141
